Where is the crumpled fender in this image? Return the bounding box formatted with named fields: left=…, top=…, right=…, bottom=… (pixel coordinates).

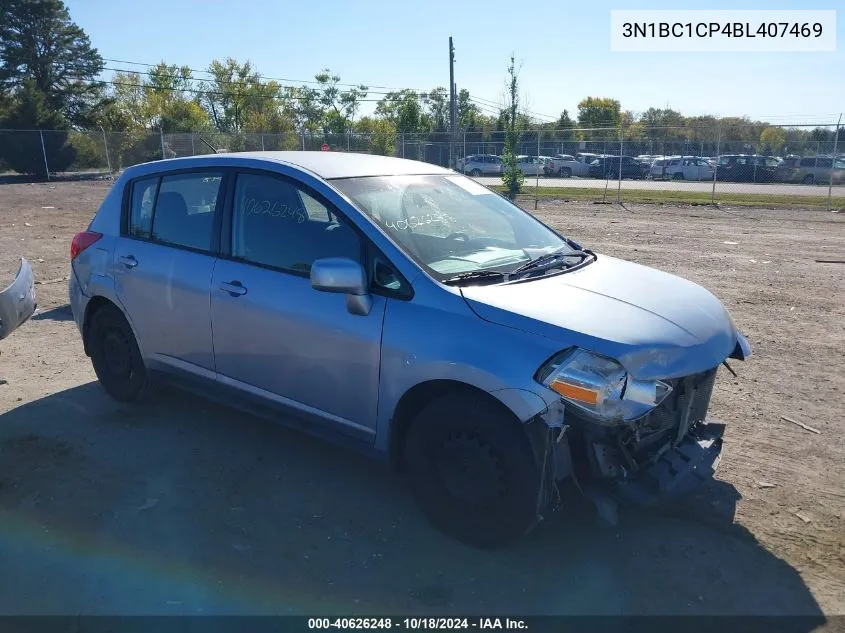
left=0, top=258, right=37, bottom=342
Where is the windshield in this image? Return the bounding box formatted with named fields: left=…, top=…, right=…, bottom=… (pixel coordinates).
left=332, top=174, right=574, bottom=280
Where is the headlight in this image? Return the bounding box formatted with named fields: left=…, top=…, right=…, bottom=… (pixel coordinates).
left=535, top=348, right=672, bottom=425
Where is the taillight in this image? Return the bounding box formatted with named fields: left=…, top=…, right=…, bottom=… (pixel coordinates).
left=71, top=231, right=103, bottom=260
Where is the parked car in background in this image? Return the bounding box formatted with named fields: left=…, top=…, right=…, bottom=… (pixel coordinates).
left=588, top=155, right=646, bottom=180
left=544, top=154, right=574, bottom=177
left=715, top=154, right=779, bottom=183
left=0, top=258, right=36, bottom=342
left=651, top=156, right=715, bottom=181
left=69, top=151, right=751, bottom=548
left=790, top=155, right=845, bottom=185
left=516, top=155, right=545, bottom=176
left=459, top=154, right=503, bottom=177
left=550, top=153, right=601, bottom=178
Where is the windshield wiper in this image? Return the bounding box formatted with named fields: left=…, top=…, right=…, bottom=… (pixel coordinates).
left=511, top=248, right=592, bottom=275
left=442, top=269, right=507, bottom=286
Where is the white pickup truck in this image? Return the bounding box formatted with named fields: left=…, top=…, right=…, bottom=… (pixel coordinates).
left=545, top=153, right=601, bottom=178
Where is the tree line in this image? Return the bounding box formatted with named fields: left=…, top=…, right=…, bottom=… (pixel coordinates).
left=0, top=0, right=839, bottom=177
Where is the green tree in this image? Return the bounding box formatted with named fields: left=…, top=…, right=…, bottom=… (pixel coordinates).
left=355, top=116, right=396, bottom=156
left=201, top=59, right=291, bottom=135
left=760, top=126, right=787, bottom=155
left=500, top=55, right=524, bottom=200
left=457, top=89, right=481, bottom=131
left=0, top=80, right=75, bottom=177
left=0, top=0, right=105, bottom=126
left=375, top=89, right=423, bottom=134
left=423, top=87, right=449, bottom=133
left=576, top=96, right=621, bottom=130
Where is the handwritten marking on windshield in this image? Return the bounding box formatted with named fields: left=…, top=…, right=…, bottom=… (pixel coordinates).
left=385, top=211, right=455, bottom=231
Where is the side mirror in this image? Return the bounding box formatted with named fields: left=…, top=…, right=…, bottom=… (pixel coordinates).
left=310, top=257, right=372, bottom=316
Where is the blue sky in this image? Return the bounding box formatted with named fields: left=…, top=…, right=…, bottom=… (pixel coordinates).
left=65, top=0, right=843, bottom=124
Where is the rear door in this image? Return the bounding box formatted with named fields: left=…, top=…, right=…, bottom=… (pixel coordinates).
left=210, top=170, right=386, bottom=438
left=113, top=170, right=224, bottom=375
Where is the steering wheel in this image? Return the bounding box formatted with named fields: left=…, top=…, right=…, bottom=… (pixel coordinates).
left=445, top=232, right=470, bottom=242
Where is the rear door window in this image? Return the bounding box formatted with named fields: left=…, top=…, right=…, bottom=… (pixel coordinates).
left=150, top=173, right=223, bottom=252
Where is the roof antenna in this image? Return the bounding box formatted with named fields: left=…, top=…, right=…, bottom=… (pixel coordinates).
left=197, top=135, right=219, bottom=153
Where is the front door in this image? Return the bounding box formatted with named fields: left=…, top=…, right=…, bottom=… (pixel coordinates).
left=210, top=170, right=385, bottom=438
left=114, top=171, right=224, bottom=374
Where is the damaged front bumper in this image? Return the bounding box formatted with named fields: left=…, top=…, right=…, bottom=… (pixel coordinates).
left=0, top=258, right=37, bottom=342
left=569, top=366, right=727, bottom=507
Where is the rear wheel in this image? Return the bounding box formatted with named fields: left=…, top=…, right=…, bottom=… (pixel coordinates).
left=87, top=305, right=154, bottom=403
left=404, top=393, right=540, bottom=548
left=561, top=167, right=572, bottom=178
left=672, top=172, right=684, bottom=181
left=803, top=174, right=815, bottom=184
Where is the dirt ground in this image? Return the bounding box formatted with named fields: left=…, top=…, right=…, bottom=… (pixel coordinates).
left=0, top=180, right=843, bottom=620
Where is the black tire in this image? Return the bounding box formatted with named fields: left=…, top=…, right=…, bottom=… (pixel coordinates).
left=561, top=167, right=572, bottom=178
left=404, top=393, right=540, bottom=548
left=672, top=172, right=684, bottom=181
left=803, top=174, right=815, bottom=184
left=87, top=304, right=154, bottom=403
left=470, top=168, right=482, bottom=177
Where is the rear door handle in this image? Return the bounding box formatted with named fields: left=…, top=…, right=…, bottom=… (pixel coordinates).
left=219, top=280, right=247, bottom=297
left=117, top=255, right=138, bottom=269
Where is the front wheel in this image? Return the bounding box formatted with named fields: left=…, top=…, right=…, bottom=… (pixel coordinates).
left=87, top=304, right=155, bottom=403
left=404, top=393, right=541, bottom=548
left=470, top=168, right=482, bottom=177
left=561, top=167, right=572, bottom=178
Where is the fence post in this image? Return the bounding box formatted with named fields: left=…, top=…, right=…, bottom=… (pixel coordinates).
left=711, top=124, right=721, bottom=205
left=261, top=134, right=265, bottom=151
left=100, top=126, right=112, bottom=174
left=617, top=125, right=623, bottom=203
left=160, top=128, right=165, bottom=159
left=301, top=133, right=305, bottom=151
left=828, top=114, right=841, bottom=212
left=190, top=133, right=195, bottom=155
left=401, top=133, right=405, bottom=158
left=535, top=128, right=540, bottom=210
left=347, top=129, right=351, bottom=151
left=39, top=130, right=50, bottom=181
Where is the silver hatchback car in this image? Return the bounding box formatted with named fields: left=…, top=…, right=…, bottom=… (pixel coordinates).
left=69, top=152, right=750, bottom=547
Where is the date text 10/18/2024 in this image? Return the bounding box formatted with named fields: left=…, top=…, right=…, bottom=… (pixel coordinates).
left=308, top=618, right=528, bottom=630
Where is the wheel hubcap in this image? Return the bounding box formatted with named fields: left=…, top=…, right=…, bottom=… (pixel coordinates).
left=436, top=431, right=505, bottom=509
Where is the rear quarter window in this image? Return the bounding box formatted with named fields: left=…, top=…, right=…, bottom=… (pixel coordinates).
left=128, top=177, right=158, bottom=239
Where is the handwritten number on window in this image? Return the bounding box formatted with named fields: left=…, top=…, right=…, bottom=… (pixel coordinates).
left=243, top=197, right=307, bottom=223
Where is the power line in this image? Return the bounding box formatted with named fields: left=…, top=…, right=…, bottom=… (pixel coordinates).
left=98, top=78, right=387, bottom=103
left=102, top=57, right=394, bottom=90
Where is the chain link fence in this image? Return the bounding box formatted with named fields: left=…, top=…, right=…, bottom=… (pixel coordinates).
left=1, top=121, right=841, bottom=209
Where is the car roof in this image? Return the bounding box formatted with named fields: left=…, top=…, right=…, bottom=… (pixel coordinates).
left=127, top=151, right=453, bottom=180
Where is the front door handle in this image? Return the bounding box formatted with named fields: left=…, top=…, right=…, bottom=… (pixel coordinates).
left=117, top=255, right=138, bottom=269
left=219, top=280, right=247, bottom=297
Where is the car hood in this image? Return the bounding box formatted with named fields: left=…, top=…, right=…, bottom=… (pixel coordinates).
left=459, top=255, right=741, bottom=380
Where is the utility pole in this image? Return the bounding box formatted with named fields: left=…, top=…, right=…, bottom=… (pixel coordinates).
left=449, top=36, right=457, bottom=169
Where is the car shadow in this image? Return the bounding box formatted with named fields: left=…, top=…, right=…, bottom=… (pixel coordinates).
left=0, top=383, right=828, bottom=624
left=31, top=304, right=74, bottom=322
